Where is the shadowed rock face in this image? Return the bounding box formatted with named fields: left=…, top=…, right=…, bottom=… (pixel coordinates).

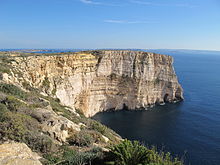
left=7, top=50, right=183, bottom=117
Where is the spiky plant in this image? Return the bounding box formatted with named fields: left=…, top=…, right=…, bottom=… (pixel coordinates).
left=106, top=139, right=150, bottom=165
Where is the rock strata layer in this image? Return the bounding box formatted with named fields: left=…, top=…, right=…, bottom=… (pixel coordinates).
left=6, top=50, right=183, bottom=117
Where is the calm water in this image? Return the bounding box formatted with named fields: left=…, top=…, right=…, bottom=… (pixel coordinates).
left=93, top=51, right=220, bottom=165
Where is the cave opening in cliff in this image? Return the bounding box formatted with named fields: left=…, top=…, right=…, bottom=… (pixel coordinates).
left=123, top=103, right=128, bottom=110
left=164, top=94, right=169, bottom=102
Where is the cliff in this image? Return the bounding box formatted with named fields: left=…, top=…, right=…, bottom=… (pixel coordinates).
left=2, top=50, right=183, bottom=117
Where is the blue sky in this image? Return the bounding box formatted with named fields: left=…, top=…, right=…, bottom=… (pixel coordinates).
left=0, top=0, right=220, bottom=50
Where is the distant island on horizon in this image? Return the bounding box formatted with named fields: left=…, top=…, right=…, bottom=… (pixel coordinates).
left=1, top=48, right=220, bottom=54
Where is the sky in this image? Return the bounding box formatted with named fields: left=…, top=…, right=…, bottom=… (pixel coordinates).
left=0, top=0, right=220, bottom=50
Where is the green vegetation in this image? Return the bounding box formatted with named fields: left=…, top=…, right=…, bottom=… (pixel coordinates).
left=22, top=81, right=39, bottom=92
left=0, top=64, right=10, bottom=74
left=43, top=140, right=183, bottom=165
left=51, top=87, right=57, bottom=95
left=0, top=83, right=55, bottom=153
left=0, top=57, right=10, bottom=74
left=86, top=119, right=119, bottom=144
left=43, top=96, right=83, bottom=124
left=68, top=130, right=95, bottom=147
left=0, top=56, right=17, bottom=74
left=42, top=77, right=50, bottom=89
left=3, top=95, right=25, bottom=111
left=105, top=140, right=183, bottom=165
left=0, top=83, right=27, bottom=99
left=0, top=97, right=54, bottom=153
left=0, top=82, right=119, bottom=157
left=43, top=146, right=103, bottom=165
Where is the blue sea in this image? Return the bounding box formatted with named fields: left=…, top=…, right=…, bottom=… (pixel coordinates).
left=93, top=50, right=220, bottom=165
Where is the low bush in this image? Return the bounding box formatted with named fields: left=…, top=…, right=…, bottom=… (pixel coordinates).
left=0, top=64, right=10, bottom=74
left=43, top=146, right=100, bottom=165
left=0, top=110, right=29, bottom=141
left=2, top=95, right=26, bottom=112
left=22, top=81, right=40, bottom=92
left=62, top=150, right=97, bottom=165
left=105, top=140, right=150, bottom=165
left=24, top=132, right=55, bottom=153
left=88, top=120, right=107, bottom=135
left=44, top=96, right=83, bottom=124
left=87, top=119, right=120, bottom=144
left=42, top=77, right=50, bottom=90
left=0, top=102, right=54, bottom=153
left=0, top=83, right=27, bottom=99
left=105, top=139, right=183, bottom=165
left=68, top=130, right=94, bottom=147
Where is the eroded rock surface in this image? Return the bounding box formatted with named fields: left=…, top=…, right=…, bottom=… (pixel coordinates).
left=0, top=142, right=42, bottom=165
left=32, top=106, right=81, bottom=143
left=6, top=50, right=183, bottom=117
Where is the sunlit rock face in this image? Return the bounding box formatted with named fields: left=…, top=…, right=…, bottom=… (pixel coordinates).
left=8, top=50, right=183, bottom=117
left=0, top=142, right=42, bottom=165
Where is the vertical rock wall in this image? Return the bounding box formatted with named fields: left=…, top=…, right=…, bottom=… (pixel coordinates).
left=8, top=50, right=183, bottom=117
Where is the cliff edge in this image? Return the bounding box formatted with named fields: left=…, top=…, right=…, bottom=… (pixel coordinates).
left=2, top=50, right=183, bottom=117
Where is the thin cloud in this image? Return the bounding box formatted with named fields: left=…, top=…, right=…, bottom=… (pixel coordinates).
left=130, top=0, right=197, bottom=8
left=80, top=0, right=101, bottom=5
left=104, top=19, right=157, bottom=24
left=79, top=0, right=123, bottom=6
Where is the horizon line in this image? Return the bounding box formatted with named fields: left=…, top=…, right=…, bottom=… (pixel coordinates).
left=0, top=48, right=220, bottom=52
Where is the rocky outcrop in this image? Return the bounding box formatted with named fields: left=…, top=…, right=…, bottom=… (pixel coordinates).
left=31, top=105, right=81, bottom=143
left=0, top=142, right=42, bottom=165
left=5, top=50, right=183, bottom=117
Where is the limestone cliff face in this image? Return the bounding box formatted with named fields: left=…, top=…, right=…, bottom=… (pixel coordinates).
left=6, top=50, right=183, bottom=117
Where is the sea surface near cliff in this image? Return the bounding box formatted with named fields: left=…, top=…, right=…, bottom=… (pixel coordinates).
left=93, top=50, right=220, bottom=165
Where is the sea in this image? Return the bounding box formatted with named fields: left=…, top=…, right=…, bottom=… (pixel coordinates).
left=92, top=49, right=220, bottom=165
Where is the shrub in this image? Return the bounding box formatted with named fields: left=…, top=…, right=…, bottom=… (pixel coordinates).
left=75, top=108, right=85, bottom=117
left=146, top=146, right=183, bottom=165
left=26, top=95, right=49, bottom=109
left=43, top=147, right=99, bottom=165
left=87, top=119, right=120, bottom=144
left=105, top=140, right=183, bottom=165
left=106, top=139, right=150, bottom=165
left=0, top=64, right=10, bottom=74
left=42, top=77, right=50, bottom=89
left=68, top=130, right=94, bottom=147
left=0, top=83, right=27, bottom=99
left=3, top=95, right=25, bottom=112
left=63, top=151, right=97, bottom=165
left=0, top=111, right=29, bottom=141
left=88, top=120, right=107, bottom=135
left=45, top=96, right=83, bottom=124
left=0, top=103, right=8, bottom=112
left=24, top=132, right=55, bottom=153
left=47, top=97, right=65, bottom=113
left=22, top=81, right=39, bottom=92
left=43, top=153, right=61, bottom=165
left=51, top=88, right=57, bottom=96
